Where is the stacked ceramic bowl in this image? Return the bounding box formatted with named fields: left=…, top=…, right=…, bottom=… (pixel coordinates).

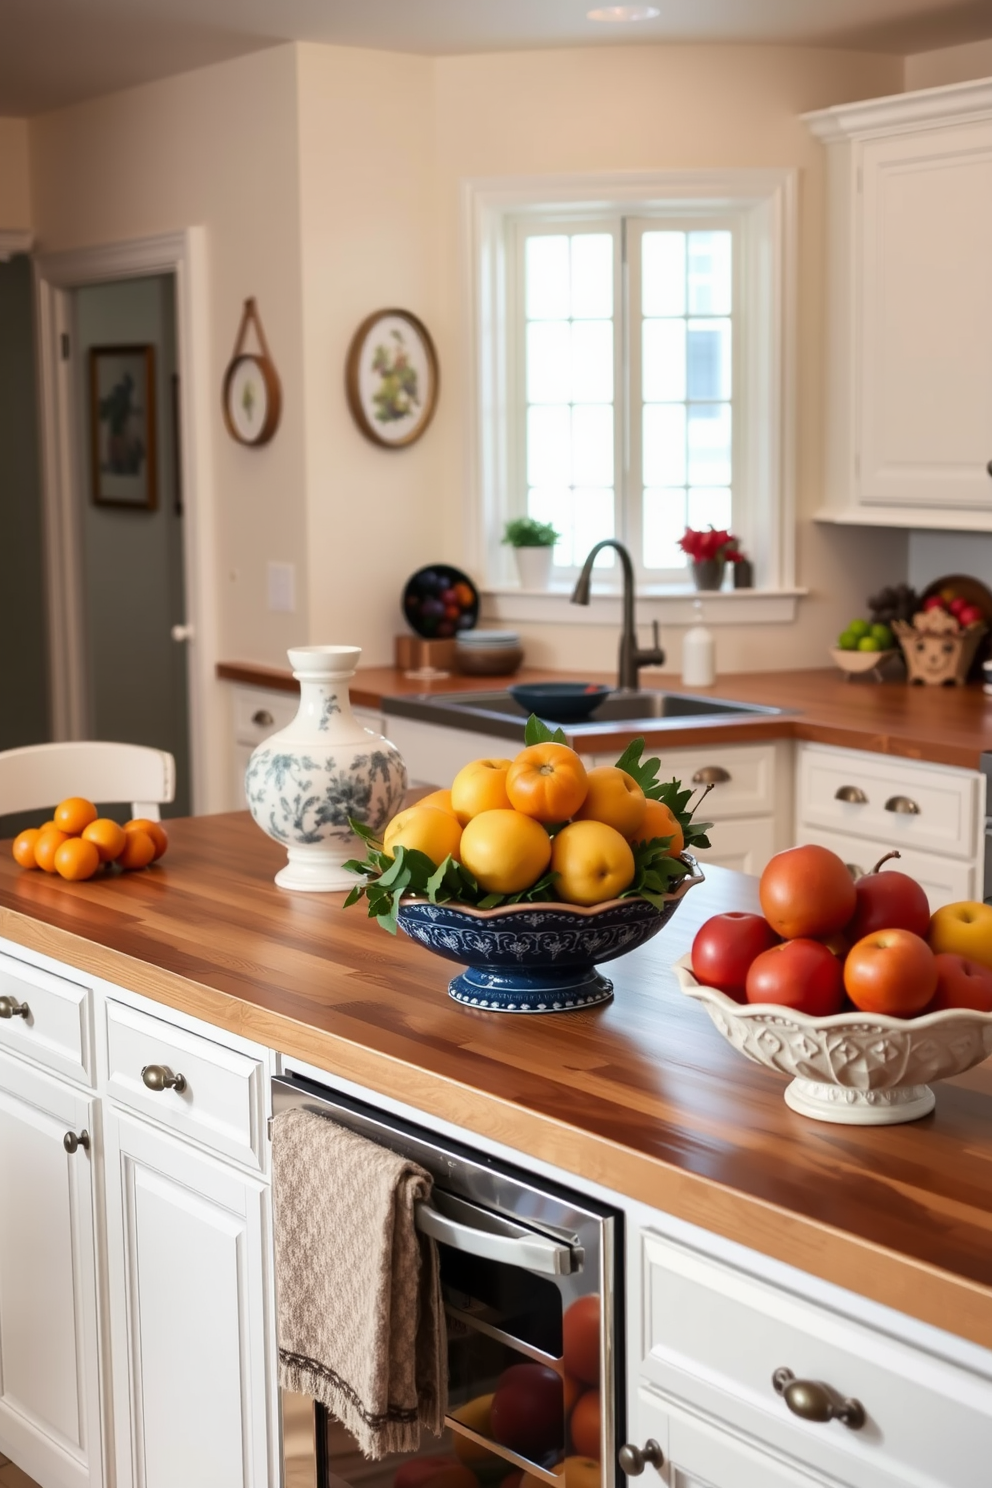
left=455, top=629, right=524, bottom=676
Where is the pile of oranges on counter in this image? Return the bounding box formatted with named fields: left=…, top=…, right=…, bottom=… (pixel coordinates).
left=11, top=798, right=168, bottom=882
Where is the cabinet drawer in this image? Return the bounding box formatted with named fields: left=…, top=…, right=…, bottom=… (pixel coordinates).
left=0, top=949, right=93, bottom=1086
left=233, top=685, right=297, bottom=745
left=641, top=1230, right=992, bottom=1488
left=106, top=1000, right=266, bottom=1170
left=693, top=816, right=776, bottom=876
left=593, top=743, right=778, bottom=820
left=797, top=826, right=976, bottom=910
left=798, top=744, right=981, bottom=860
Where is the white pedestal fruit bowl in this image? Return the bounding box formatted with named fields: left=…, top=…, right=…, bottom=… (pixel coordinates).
left=245, top=645, right=407, bottom=892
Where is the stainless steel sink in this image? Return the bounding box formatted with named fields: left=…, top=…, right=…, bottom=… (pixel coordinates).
left=382, top=688, right=787, bottom=745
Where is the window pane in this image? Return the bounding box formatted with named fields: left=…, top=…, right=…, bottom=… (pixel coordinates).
left=642, top=319, right=685, bottom=402
left=526, top=236, right=569, bottom=320
left=527, top=321, right=571, bottom=404
left=686, top=319, right=731, bottom=400
left=570, top=321, right=613, bottom=403
left=573, top=488, right=615, bottom=565
left=571, top=404, right=614, bottom=487
left=643, top=489, right=688, bottom=570
left=687, top=486, right=732, bottom=533
left=688, top=231, right=731, bottom=315
left=642, top=232, right=685, bottom=317
left=527, top=405, right=571, bottom=487
left=687, top=403, right=731, bottom=485
left=643, top=403, right=686, bottom=487
left=571, top=235, right=613, bottom=319
left=528, top=487, right=573, bottom=566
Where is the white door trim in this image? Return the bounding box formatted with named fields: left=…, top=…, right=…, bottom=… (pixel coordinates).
left=34, top=229, right=221, bottom=814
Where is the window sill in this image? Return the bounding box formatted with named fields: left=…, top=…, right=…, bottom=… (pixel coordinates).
left=481, top=585, right=808, bottom=626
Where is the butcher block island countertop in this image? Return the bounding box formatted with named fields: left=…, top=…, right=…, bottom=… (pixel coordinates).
left=218, top=661, right=992, bottom=770
left=2, top=815, right=992, bottom=1353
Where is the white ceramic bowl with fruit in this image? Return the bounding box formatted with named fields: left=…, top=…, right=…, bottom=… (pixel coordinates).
left=678, top=847, right=992, bottom=1124
left=831, top=617, right=898, bottom=677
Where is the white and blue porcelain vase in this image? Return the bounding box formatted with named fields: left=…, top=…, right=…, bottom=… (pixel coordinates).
left=245, top=645, right=407, bottom=892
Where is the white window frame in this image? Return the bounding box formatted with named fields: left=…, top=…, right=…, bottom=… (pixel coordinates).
left=462, top=169, right=801, bottom=621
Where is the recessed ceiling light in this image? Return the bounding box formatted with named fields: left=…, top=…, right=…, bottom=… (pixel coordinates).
left=587, top=5, right=660, bottom=20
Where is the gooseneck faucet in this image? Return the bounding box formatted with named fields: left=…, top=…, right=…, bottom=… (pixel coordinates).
left=570, top=539, right=665, bottom=691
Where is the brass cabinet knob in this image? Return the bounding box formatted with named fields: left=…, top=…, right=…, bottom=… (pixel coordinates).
left=141, top=1063, right=187, bottom=1094
left=885, top=794, right=920, bottom=815
left=0, top=996, right=30, bottom=1019
left=618, top=1439, right=665, bottom=1475
left=772, top=1367, right=865, bottom=1430
left=692, top=766, right=730, bottom=785
left=251, top=709, right=274, bottom=727
left=63, top=1129, right=90, bottom=1155
left=834, top=784, right=868, bottom=804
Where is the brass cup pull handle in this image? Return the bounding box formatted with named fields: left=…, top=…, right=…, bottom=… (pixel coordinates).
left=834, top=785, right=868, bottom=804
left=63, top=1129, right=90, bottom=1155
left=141, top=1064, right=187, bottom=1094
left=251, top=709, right=274, bottom=727
left=692, top=766, right=730, bottom=785
left=0, top=996, right=30, bottom=1019
left=618, top=1439, right=665, bottom=1476
left=772, top=1368, right=865, bottom=1430
left=885, top=794, right=920, bottom=815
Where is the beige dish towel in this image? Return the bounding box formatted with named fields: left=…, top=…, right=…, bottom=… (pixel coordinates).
left=272, top=1107, right=447, bottom=1459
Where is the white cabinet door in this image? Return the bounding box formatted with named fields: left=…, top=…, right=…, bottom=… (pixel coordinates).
left=0, top=1051, right=104, bottom=1488
left=104, top=1110, right=274, bottom=1488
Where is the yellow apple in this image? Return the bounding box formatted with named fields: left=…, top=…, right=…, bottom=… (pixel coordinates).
left=451, top=1392, right=500, bottom=1466
left=928, top=901, right=992, bottom=969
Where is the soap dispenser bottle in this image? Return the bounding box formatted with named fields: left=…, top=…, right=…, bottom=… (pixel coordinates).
left=682, top=600, right=715, bottom=688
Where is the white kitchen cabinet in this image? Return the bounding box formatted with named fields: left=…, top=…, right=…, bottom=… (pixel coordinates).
left=102, top=1108, right=273, bottom=1488
left=806, top=78, right=992, bottom=529
left=0, top=1050, right=104, bottom=1488
left=381, top=713, right=514, bottom=787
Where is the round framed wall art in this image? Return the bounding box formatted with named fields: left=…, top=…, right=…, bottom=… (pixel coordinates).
left=222, top=297, right=282, bottom=447
left=345, top=308, right=439, bottom=449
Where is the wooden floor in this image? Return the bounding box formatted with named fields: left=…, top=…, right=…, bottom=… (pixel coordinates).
left=0, top=1455, right=40, bottom=1488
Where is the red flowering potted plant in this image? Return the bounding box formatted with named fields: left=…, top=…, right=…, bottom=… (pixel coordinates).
left=678, top=527, right=743, bottom=590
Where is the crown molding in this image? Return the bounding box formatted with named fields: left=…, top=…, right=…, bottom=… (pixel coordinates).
left=0, top=229, right=33, bottom=262
left=804, top=76, right=992, bottom=143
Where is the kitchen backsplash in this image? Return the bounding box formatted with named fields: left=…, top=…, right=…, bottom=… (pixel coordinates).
left=909, top=532, right=992, bottom=593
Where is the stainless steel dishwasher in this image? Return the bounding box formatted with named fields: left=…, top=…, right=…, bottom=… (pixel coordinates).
left=272, top=1072, right=623, bottom=1488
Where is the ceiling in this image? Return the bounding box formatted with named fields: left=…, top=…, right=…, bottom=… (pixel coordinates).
left=2, top=0, right=991, bottom=115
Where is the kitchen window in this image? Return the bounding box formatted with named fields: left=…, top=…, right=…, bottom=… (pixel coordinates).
left=467, top=171, right=798, bottom=602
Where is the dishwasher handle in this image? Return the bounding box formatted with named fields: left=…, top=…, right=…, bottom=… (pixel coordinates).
left=415, top=1201, right=576, bottom=1276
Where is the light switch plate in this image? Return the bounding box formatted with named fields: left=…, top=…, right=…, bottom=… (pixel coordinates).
left=267, top=561, right=295, bottom=613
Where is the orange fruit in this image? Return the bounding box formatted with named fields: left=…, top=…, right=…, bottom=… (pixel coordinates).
left=383, top=806, right=462, bottom=866
left=550, top=822, right=635, bottom=906
left=34, top=829, right=70, bottom=873
left=450, top=759, right=514, bottom=824
left=12, top=828, right=42, bottom=869
left=629, top=798, right=684, bottom=855
left=415, top=788, right=460, bottom=819
left=54, top=797, right=98, bottom=835
left=573, top=766, right=646, bottom=838
left=39, top=819, right=55, bottom=830
left=563, top=1295, right=600, bottom=1386
left=458, top=809, right=552, bottom=895
left=124, top=817, right=169, bottom=860
left=83, top=818, right=127, bottom=863
left=521, top=1463, right=599, bottom=1488
left=506, top=743, right=588, bottom=824
left=569, top=1391, right=600, bottom=1459
left=54, top=837, right=101, bottom=881
left=563, top=1374, right=583, bottom=1416
left=118, top=830, right=156, bottom=871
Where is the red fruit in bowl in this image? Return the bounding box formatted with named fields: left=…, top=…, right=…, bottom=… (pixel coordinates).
left=746, top=939, right=845, bottom=1017
left=759, top=845, right=856, bottom=941
left=927, top=953, right=992, bottom=1013
left=490, top=1363, right=563, bottom=1458
left=948, top=596, right=968, bottom=616
left=846, top=853, right=930, bottom=942
left=843, top=929, right=937, bottom=1017
left=959, top=604, right=984, bottom=627
left=691, top=913, right=780, bottom=1001
left=923, top=595, right=947, bottom=611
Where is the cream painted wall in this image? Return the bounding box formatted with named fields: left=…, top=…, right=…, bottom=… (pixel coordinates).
left=28, top=46, right=309, bottom=672
left=905, top=37, right=992, bottom=89
left=0, top=118, right=31, bottom=228
left=430, top=44, right=908, bottom=675
left=295, top=44, right=440, bottom=663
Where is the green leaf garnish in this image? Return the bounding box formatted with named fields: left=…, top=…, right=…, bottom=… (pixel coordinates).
left=523, top=713, right=568, bottom=746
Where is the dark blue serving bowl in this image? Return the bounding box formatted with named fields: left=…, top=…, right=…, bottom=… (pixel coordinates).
left=396, top=856, right=703, bottom=1013
left=508, top=681, right=611, bottom=724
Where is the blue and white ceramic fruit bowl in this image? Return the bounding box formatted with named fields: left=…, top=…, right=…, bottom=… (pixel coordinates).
left=397, top=855, right=703, bottom=1013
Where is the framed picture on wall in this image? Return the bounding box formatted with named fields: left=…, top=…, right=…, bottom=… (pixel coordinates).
left=345, top=308, right=439, bottom=448
left=89, top=344, right=157, bottom=509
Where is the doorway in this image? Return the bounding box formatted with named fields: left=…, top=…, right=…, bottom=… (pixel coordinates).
left=72, top=274, right=191, bottom=817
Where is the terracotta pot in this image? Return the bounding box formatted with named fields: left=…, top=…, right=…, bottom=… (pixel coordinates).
left=691, top=559, right=725, bottom=591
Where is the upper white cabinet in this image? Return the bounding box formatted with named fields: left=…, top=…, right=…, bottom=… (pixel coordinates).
left=806, top=78, right=992, bottom=529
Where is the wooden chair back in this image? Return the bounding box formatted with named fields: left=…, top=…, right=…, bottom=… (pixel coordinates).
left=0, top=742, right=176, bottom=821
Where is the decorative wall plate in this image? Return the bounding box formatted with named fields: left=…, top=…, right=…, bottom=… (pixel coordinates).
left=346, top=308, right=438, bottom=448
left=222, top=298, right=282, bottom=447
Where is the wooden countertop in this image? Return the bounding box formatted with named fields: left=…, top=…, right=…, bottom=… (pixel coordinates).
left=218, top=661, right=992, bottom=770
left=2, top=814, right=991, bottom=1351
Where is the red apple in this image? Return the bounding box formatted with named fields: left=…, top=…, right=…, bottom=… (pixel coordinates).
left=490, top=1363, right=563, bottom=1458
left=690, top=913, right=780, bottom=1001
left=923, top=595, right=947, bottom=611
left=959, top=605, right=984, bottom=627
left=759, top=845, right=856, bottom=941
left=394, top=1459, right=475, bottom=1488
left=927, top=953, right=992, bottom=1013
left=746, top=938, right=845, bottom=1016
left=847, top=856, right=930, bottom=942
left=844, top=929, right=937, bottom=1017
left=948, top=596, right=969, bottom=616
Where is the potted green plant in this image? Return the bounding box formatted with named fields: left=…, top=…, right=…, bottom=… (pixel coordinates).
left=503, top=516, right=560, bottom=590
